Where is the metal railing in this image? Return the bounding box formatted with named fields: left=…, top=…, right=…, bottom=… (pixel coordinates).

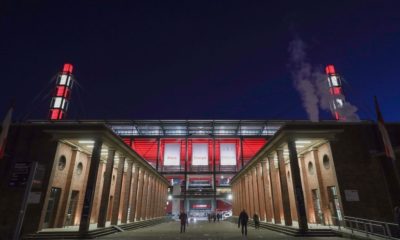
left=331, top=216, right=399, bottom=239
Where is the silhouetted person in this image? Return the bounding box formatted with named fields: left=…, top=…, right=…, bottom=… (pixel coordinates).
left=213, top=213, right=216, bottom=222
left=238, top=209, right=249, bottom=236
left=179, top=211, right=188, bottom=233
left=253, top=213, right=260, bottom=229
left=395, top=205, right=400, bottom=236
left=208, top=213, right=211, bottom=222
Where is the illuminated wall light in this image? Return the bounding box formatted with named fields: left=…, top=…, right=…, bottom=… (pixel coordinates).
left=78, top=140, right=95, bottom=144
left=295, top=140, right=311, bottom=144
left=227, top=194, right=232, bottom=200
left=168, top=195, right=172, bottom=200
left=86, top=145, right=94, bottom=148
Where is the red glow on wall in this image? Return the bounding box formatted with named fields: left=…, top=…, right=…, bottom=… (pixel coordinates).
left=325, top=64, right=335, bottom=74
left=63, top=63, right=73, bottom=73
left=216, top=200, right=232, bottom=211
left=124, top=137, right=267, bottom=169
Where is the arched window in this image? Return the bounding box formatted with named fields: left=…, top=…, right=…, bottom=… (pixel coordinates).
left=76, top=162, right=83, bottom=175
left=58, top=155, right=66, bottom=171
left=323, top=154, right=331, bottom=170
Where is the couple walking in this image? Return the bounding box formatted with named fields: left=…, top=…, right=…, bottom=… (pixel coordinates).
left=238, top=209, right=260, bottom=236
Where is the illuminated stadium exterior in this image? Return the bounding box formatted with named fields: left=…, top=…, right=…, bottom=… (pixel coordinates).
left=109, top=120, right=284, bottom=218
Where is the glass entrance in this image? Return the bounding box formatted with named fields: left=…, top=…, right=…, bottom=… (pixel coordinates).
left=65, top=190, right=79, bottom=226
left=43, top=187, right=61, bottom=228
left=327, top=186, right=343, bottom=225
left=311, top=189, right=323, bottom=224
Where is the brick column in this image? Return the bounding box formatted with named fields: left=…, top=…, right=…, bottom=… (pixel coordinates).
left=79, top=139, right=102, bottom=233
left=268, top=155, right=281, bottom=224
left=256, top=163, right=266, bottom=221
left=111, top=156, right=125, bottom=225
left=121, top=160, right=133, bottom=223
left=145, top=175, right=153, bottom=219
left=97, top=148, right=116, bottom=228
left=241, top=178, right=246, bottom=212
left=277, top=148, right=292, bottom=226
left=57, top=148, right=79, bottom=227
left=288, top=140, right=308, bottom=232
left=138, top=171, right=148, bottom=221
left=261, top=160, right=273, bottom=222
left=312, top=148, right=330, bottom=224
left=299, top=155, right=313, bottom=223
left=252, top=167, right=260, bottom=218
left=152, top=179, right=159, bottom=218
left=134, top=168, right=145, bottom=221
left=129, top=165, right=140, bottom=222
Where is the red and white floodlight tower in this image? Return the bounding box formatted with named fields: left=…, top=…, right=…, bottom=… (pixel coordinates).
left=325, top=64, right=346, bottom=121
left=49, top=63, right=74, bottom=120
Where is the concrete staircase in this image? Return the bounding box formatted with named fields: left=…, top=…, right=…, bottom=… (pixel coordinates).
left=229, top=217, right=340, bottom=237
left=23, top=217, right=170, bottom=239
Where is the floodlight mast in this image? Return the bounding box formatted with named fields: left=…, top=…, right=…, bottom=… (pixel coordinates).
left=325, top=64, right=346, bottom=121
left=48, top=63, right=74, bottom=120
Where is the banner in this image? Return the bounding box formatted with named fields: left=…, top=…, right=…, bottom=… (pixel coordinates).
left=192, top=143, right=208, bottom=165
left=220, top=143, right=236, bottom=165
left=163, top=143, right=180, bottom=166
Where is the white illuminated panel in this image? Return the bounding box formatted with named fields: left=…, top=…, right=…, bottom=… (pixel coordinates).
left=53, top=97, right=64, bottom=108
left=336, top=98, right=344, bottom=107
left=59, top=74, right=68, bottom=85
left=329, top=75, right=339, bottom=87
left=220, top=143, right=236, bottom=165
left=192, top=143, right=208, bottom=165
left=163, top=143, right=180, bottom=166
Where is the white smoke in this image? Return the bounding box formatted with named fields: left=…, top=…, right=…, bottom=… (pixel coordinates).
left=289, top=38, right=360, bottom=122
left=288, top=38, right=319, bottom=122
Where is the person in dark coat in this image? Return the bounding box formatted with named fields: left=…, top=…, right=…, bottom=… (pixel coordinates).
left=238, top=209, right=249, bottom=236
left=253, top=213, right=260, bottom=229
left=179, top=211, right=188, bottom=233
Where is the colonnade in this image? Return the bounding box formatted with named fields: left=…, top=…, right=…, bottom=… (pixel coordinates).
left=231, top=140, right=309, bottom=231
left=76, top=139, right=169, bottom=232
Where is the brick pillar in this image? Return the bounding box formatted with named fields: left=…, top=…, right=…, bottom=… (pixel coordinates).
left=312, top=148, right=330, bottom=225
left=252, top=167, right=260, bottom=218
left=79, top=139, right=102, bottom=233
left=57, top=148, right=78, bottom=227
left=134, top=167, right=144, bottom=221
left=111, top=156, right=125, bottom=225
left=129, top=165, right=140, bottom=222
left=256, top=163, right=266, bottom=221
left=121, top=160, right=133, bottom=223
left=261, top=160, right=273, bottom=222
left=277, top=148, right=292, bottom=226
left=145, top=175, right=153, bottom=219
left=137, top=171, right=148, bottom=221
left=299, top=155, right=313, bottom=223
left=268, top=155, right=281, bottom=224
left=288, top=140, right=308, bottom=232
left=152, top=179, right=158, bottom=218
left=97, top=148, right=116, bottom=228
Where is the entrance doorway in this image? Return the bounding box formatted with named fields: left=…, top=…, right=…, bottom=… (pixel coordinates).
left=65, top=190, right=79, bottom=226
left=327, top=186, right=342, bottom=225
left=312, top=189, right=323, bottom=224
left=43, top=187, right=61, bottom=228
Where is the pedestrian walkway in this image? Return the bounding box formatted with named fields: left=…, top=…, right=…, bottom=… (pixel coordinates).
left=98, top=220, right=346, bottom=240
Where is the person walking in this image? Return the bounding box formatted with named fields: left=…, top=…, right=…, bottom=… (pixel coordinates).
left=253, top=213, right=260, bottom=229
left=238, top=209, right=249, bottom=236
left=179, top=211, right=188, bottom=233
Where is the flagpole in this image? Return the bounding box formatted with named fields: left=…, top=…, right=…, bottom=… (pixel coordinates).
left=374, top=96, right=400, bottom=189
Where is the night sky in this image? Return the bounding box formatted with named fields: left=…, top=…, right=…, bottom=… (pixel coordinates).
left=1, top=1, right=400, bottom=121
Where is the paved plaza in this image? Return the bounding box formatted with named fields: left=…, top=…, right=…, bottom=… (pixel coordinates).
left=98, top=220, right=346, bottom=240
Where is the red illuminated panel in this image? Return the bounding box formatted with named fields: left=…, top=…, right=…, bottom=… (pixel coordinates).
left=131, top=139, right=158, bottom=165
left=192, top=204, right=211, bottom=209
left=242, top=138, right=267, bottom=164
left=325, top=64, right=335, bottom=74
left=55, top=86, right=70, bottom=98
left=63, top=63, right=73, bottom=73
left=329, top=87, right=342, bottom=95
left=50, top=109, right=64, bottom=120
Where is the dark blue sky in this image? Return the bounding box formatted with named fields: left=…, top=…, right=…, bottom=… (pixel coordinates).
left=1, top=1, right=399, bottom=121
